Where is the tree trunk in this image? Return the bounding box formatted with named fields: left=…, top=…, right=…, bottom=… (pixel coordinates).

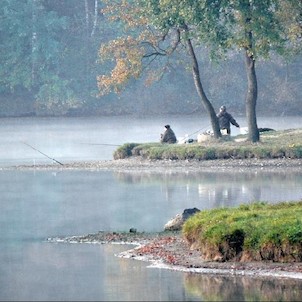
left=243, top=6, right=260, bottom=143
left=244, top=50, right=260, bottom=143
left=185, top=37, right=221, bottom=139
left=84, top=0, right=90, bottom=90
left=31, top=0, right=39, bottom=85
left=90, top=0, right=98, bottom=37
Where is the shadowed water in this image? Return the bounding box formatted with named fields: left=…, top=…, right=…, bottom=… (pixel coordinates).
left=0, top=116, right=302, bottom=301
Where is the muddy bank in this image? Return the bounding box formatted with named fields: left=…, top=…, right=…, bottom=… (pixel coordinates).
left=47, top=231, right=302, bottom=280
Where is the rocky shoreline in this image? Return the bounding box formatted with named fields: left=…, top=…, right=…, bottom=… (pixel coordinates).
left=47, top=230, right=302, bottom=280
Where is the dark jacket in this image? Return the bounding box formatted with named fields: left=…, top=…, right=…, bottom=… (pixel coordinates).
left=161, top=128, right=177, bottom=144
left=217, top=111, right=239, bottom=134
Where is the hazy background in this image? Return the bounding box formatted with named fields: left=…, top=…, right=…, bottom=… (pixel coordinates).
left=0, top=0, right=301, bottom=118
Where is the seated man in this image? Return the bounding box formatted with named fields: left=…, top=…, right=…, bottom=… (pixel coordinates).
left=160, top=125, right=177, bottom=144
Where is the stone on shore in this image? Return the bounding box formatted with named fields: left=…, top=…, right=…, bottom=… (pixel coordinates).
left=164, top=208, right=200, bottom=231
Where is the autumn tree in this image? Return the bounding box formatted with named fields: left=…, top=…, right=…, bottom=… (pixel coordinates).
left=98, top=0, right=234, bottom=138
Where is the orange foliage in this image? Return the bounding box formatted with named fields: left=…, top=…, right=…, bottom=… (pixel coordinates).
left=98, top=1, right=171, bottom=96
left=97, top=36, right=144, bottom=95
left=101, top=0, right=148, bottom=28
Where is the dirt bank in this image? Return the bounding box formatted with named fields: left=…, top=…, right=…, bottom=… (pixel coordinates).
left=48, top=230, right=302, bottom=280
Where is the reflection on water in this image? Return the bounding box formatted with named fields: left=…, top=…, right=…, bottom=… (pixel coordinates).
left=2, top=238, right=302, bottom=301
left=183, top=273, right=302, bottom=301
left=1, top=168, right=302, bottom=301
left=113, top=170, right=302, bottom=208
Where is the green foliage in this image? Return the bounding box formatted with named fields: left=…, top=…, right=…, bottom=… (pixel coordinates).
left=0, top=0, right=67, bottom=92
left=223, top=0, right=286, bottom=59
left=34, top=76, right=80, bottom=116
left=0, top=0, right=113, bottom=115
left=277, top=0, right=302, bottom=56
left=183, top=200, right=302, bottom=262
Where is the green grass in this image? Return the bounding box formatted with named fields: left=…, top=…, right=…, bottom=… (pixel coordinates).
left=182, top=201, right=302, bottom=262
left=113, top=128, right=302, bottom=160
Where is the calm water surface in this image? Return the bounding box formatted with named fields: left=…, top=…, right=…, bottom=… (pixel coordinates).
left=1, top=116, right=302, bottom=301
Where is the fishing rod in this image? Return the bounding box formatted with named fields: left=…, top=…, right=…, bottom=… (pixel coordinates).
left=185, top=124, right=211, bottom=139
left=78, top=142, right=121, bottom=147
left=22, top=142, right=64, bottom=166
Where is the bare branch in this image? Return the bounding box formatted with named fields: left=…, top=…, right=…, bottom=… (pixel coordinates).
left=141, top=28, right=181, bottom=60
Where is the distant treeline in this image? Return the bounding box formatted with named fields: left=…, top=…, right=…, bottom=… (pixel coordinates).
left=0, top=0, right=301, bottom=117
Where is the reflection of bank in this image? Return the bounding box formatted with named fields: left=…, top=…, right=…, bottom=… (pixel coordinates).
left=183, top=273, right=302, bottom=301
left=112, top=170, right=302, bottom=208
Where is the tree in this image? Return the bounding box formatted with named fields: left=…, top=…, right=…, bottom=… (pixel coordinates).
left=220, top=0, right=298, bottom=142
left=98, top=0, right=234, bottom=138
left=98, top=0, right=301, bottom=143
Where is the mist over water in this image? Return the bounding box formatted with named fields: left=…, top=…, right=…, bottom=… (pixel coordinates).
left=1, top=115, right=301, bottom=167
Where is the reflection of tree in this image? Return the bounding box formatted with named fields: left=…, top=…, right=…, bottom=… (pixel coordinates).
left=113, top=170, right=301, bottom=186
left=184, top=274, right=302, bottom=301
left=160, top=184, right=176, bottom=203
left=197, top=183, right=262, bottom=208
left=112, top=170, right=301, bottom=205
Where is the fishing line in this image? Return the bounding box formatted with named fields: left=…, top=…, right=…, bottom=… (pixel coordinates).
left=22, top=142, right=64, bottom=166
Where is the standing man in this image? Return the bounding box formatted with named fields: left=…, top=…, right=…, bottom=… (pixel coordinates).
left=217, top=106, right=240, bottom=135
left=160, top=125, right=177, bottom=143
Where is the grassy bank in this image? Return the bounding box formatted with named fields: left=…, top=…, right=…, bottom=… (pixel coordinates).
left=113, top=128, right=302, bottom=160
left=182, top=201, right=302, bottom=263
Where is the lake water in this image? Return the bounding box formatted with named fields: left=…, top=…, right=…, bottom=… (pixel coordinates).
left=0, top=115, right=302, bottom=301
